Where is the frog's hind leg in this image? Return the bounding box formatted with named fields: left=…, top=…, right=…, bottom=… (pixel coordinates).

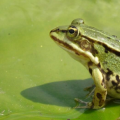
left=74, top=67, right=107, bottom=109
left=89, top=67, right=107, bottom=109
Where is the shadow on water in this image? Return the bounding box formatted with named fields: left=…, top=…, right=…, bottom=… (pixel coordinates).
left=21, top=78, right=119, bottom=113
left=21, top=78, right=93, bottom=107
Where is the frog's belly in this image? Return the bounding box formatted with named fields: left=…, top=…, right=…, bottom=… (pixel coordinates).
left=107, top=81, right=120, bottom=99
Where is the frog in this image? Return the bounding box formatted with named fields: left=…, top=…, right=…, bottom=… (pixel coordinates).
left=49, top=18, right=120, bottom=109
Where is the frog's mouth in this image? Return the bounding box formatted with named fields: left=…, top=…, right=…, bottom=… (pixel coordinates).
left=50, top=34, right=88, bottom=57
left=50, top=35, right=75, bottom=52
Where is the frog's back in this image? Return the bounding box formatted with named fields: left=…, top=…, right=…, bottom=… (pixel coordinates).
left=80, top=24, right=120, bottom=53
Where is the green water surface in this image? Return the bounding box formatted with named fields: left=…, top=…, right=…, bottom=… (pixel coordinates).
left=0, top=0, right=120, bottom=120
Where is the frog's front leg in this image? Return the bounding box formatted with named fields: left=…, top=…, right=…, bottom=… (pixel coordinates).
left=75, top=67, right=107, bottom=109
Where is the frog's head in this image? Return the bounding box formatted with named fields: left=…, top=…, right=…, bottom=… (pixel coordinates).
left=50, top=18, right=99, bottom=65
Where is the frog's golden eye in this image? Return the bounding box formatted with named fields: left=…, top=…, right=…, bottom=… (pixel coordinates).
left=67, top=26, right=78, bottom=38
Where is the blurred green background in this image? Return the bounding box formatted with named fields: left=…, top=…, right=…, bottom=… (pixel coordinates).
left=1, top=0, right=120, bottom=120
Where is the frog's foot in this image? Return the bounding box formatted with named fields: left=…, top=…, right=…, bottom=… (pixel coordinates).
left=74, top=98, right=91, bottom=108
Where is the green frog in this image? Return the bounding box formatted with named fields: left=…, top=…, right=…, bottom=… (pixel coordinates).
left=49, top=18, right=120, bottom=109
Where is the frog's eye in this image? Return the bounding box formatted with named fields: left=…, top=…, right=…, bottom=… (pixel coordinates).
left=67, top=26, right=78, bottom=38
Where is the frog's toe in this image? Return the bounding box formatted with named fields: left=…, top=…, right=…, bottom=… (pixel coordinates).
left=74, top=98, right=88, bottom=104
left=74, top=98, right=90, bottom=108
left=74, top=105, right=89, bottom=109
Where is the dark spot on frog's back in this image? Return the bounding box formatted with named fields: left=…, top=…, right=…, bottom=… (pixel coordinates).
left=112, top=81, right=117, bottom=86
left=116, top=75, right=120, bottom=82
left=107, top=68, right=113, bottom=74
left=106, top=68, right=113, bottom=81
left=100, top=69, right=105, bottom=74
left=89, top=68, right=92, bottom=75
left=92, top=47, right=98, bottom=55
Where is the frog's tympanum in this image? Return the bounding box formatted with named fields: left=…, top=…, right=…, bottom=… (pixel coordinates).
left=49, top=18, right=120, bottom=109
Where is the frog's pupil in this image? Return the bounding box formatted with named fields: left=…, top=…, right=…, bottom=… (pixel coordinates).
left=69, top=29, right=74, bottom=34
